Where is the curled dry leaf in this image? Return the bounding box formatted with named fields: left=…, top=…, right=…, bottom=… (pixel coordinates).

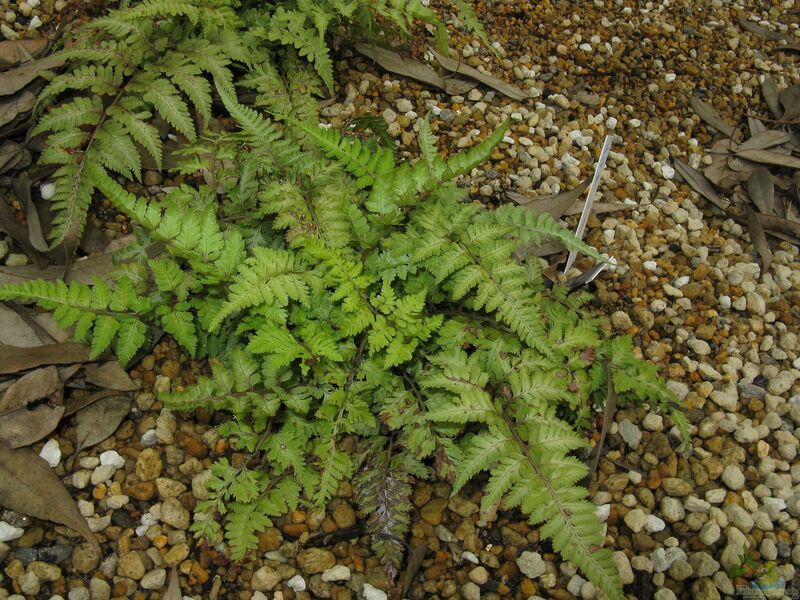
left=73, top=394, right=131, bottom=455
left=507, top=177, right=591, bottom=219
left=756, top=213, right=800, bottom=243
left=0, top=366, right=64, bottom=448
left=738, top=130, right=791, bottom=152
left=760, top=77, right=782, bottom=119
left=354, top=44, right=475, bottom=95
left=744, top=204, right=772, bottom=275
left=84, top=361, right=139, bottom=391
left=736, top=13, right=787, bottom=42
left=163, top=566, right=182, bottom=600
left=430, top=48, right=529, bottom=101
left=690, top=96, right=736, bottom=138
left=0, top=443, right=102, bottom=556
left=0, top=54, right=64, bottom=96
left=0, top=343, right=89, bottom=375
left=0, top=39, right=49, bottom=70
left=672, top=156, right=726, bottom=210
left=735, top=148, right=800, bottom=170
left=778, top=85, right=800, bottom=121
left=747, top=167, right=775, bottom=215
left=0, top=89, right=36, bottom=128
left=747, top=117, right=767, bottom=137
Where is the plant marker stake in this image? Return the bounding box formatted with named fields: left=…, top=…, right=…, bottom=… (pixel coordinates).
left=563, top=135, right=613, bottom=275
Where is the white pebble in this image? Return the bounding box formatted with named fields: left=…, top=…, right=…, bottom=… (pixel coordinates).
left=661, top=164, right=675, bottom=180
left=363, top=583, right=388, bottom=600
left=28, top=15, right=41, bottom=30
left=627, top=118, right=642, bottom=128
left=99, top=450, right=125, bottom=469
left=39, top=182, right=56, bottom=200
left=287, top=575, right=306, bottom=592
left=606, top=116, right=618, bottom=129
left=665, top=73, right=676, bottom=82
left=39, top=439, right=61, bottom=467
left=0, top=521, right=24, bottom=542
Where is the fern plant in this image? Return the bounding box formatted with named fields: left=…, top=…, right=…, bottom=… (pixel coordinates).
left=2, top=79, right=686, bottom=598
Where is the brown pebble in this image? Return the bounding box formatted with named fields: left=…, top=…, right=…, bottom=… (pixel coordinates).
left=126, top=481, right=156, bottom=501
left=282, top=523, right=308, bottom=538
left=175, top=431, right=207, bottom=458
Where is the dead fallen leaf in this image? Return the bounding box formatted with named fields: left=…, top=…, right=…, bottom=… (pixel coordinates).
left=0, top=54, right=64, bottom=96
left=672, top=156, right=727, bottom=210
left=430, top=48, right=529, bottom=101
left=778, top=85, right=800, bottom=121
left=0, top=39, right=49, bottom=71
left=84, top=361, right=139, bottom=391
left=0, top=343, right=91, bottom=374
left=0, top=89, right=36, bottom=128
left=507, top=178, right=591, bottom=218
left=756, top=213, right=800, bottom=242
left=736, top=13, right=787, bottom=42
left=0, top=303, right=49, bottom=347
left=0, top=141, right=31, bottom=175
left=747, top=117, right=767, bottom=138
left=747, top=167, right=775, bottom=215
left=0, top=443, right=102, bottom=556
left=73, top=395, right=131, bottom=455
left=690, top=97, right=736, bottom=138
left=355, top=43, right=446, bottom=89
left=745, top=204, right=772, bottom=275
left=739, top=130, right=791, bottom=152
left=0, top=251, right=116, bottom=287
left=775, top=41, right=800, bottom=53
left=760, top=76, right=782, bottom=119
left=0, top=366, right=64, bottom=448
left=14, top=174, right=49, bottom=253
left=163, top=566, right=182, bottom=600
left=735, top=148, right=800, bottom=170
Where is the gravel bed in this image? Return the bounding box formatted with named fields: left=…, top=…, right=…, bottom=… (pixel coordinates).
left=1, top=1, right=800, bottom=599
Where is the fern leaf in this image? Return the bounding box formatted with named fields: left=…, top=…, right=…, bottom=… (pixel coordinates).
left=115, top=318, right=148, bottom=366
left=160, top=307, right=198, bottom=356
left=32, top=96, right=102, bottom=136
left=142, top=77, right=196, bottom=140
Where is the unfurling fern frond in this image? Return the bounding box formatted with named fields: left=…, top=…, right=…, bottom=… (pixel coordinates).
left=354, top=443, right=413, bottom=584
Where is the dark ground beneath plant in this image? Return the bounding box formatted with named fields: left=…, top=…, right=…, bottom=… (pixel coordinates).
left=1, top=1, right=800, bottom=600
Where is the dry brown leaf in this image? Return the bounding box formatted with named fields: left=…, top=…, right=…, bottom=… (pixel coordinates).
left=430, top=48, right=529, bottom=101
left=0, top=251, right=116, bottom=287
left=14, top=174, right=49, bottom=253
left=0, top=366, right=64, bottom=448
left=745, top=204, right=772, bottom=275
left=0, top=443, right=102, bottom=556
left=690, top=97, right=736, bottom=138
left=84, top=361, right=139, bottom=391
left=776, top=41, right=800, bottom=53
left=736, top=13, right=787, bottom=42
left=739, top=130, right=791, bottom=152
left=778, top=85, right=800, bottom=121
left=760, top=76, right=782, bottom=118
left=747, top=117, right=767, bottom=138
left=672, top=157, right=727, bottom=210
left=747, top=167, right=775, bottom=215
left=163, top=566, right=182, bottom=600
left=507, top=178, right=591, bottom=218
left=0, top=54, right=64, bottom=96
left=0, top=141, right=31, bottom=175
left=73, top=395, right=131, bottom=455
left=756, top=213, right=800, bottom=242
left=0, top=89, right=36, bottom=128
left=0, top=343, right=90, bottom=374
left=0, top=304, right=47, bottom=348
left=354, top=44, right=475, bottom=95
left=0, top=39, right=49, bottom=71
left=735, top=148, right=800, bottom=169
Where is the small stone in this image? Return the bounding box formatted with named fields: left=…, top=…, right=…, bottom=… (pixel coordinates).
left=617, top=419, right=642, bottom=449
left=99, top=450, right=125, bottom=469
left=645, top=514, right=666, bottom=533
left=286, top=574, right=306, bottom=592
left=698, top=520, right=720, bottom=546
left=160, top=498, right=190, bottom=530
left=462, top=582, right=481, bottom=600
left=117, top=552, right=146, bottom=580
left=516, top=551, right=546, bottom=578
left=91, top=465, right=116, bottom=485
left=106, top=495, right=129, bottom=509
left=449, top=495, right=479, bottom=518
left=721, top=465, right=745, bottom=490
left=332, top=503, right=356, bottom=529
left=690, top=578, right=721, bottom=600
left=624, top=509, right=648, bottom=533
left=661, top=497, right=685, bottom=522
left=469, top=566, right=489, bottom=585
left=0, top=522, right=24, bottom=542
left=612, top=551, right=634, bottom=585
left=689, top=552, right=720, bottom=578
left=297, top=548, right=336, bottom=575
left=135, top=448, right=163, bottom=481
left=39, top=439, right=61, bottom=467
left=642, top=413, right=663, bottom=432
left=321, top=564, right=350, bottom=582
left=420, top=498, right=448, bottom=525
left=662, top=478, right=692, bottom=497
left=395, top=99, right=414, bottom=113
left=668, top=559, right=693, bottom=581
left=363, top=583, right=388, bottom=600
left=611, top=311, right=633, bottom=330
left=155, top=478, right=187, bottom=499
left=382, top=108, right=397, bottom=124
left=251, top=566, right=282, bottom=591
left=88, top=577, right=110, bottom=600
left=140, top=568, right=166, bottom=589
